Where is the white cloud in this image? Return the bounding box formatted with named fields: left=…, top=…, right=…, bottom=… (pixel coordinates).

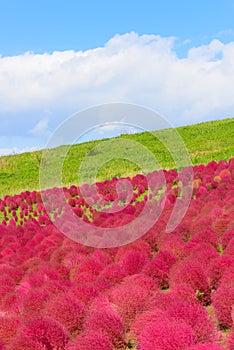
left=0, top=31, right=234, bottom=145
left=29, top=118, right=51, bottom=137
left=0, top=146, right=38, bottom=157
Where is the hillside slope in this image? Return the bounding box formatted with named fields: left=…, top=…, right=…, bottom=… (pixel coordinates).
left=0, top=117, right=234, bottom=197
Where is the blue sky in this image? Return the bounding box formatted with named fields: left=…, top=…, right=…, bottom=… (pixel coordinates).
left=1, top=0, right=234, bottom=155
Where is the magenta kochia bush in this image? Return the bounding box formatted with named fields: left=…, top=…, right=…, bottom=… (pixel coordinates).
left=19, top=316, right=70, bottom=349
left=169, top=260, right=211, bottom=304
left=212, top=284, right=234, bottom=328
left=139, top=318, right=197, bottom=350
left=17, top=287, right=50, bottom=316
left=68, top=284, right=99, bottom=305
left=43, top=293, right=86, bottom=333
left=166, top=299, right=219, bottom=343
left=8, top=335, right=45, bottom=350
left=0, top=316, right=20, bottom=344
left=229, top=328, right=234, bottom=350
left=123, top=273, right=158, bottom=293
left=130, top=308, right=169, bottom=341
left=119, top=250, right=149, bottom=275
left=109, top=282, right=151, bottom=327
left=208, top=255, right=234, bottom=290
left=66, top=330, right=114, bottom=350
left=84, top=300, right=125, bottom=348
left=184, top=242, right=219, bottom=273
left=142, top=256, right=171, bottom=289
left=97, top=263, right=126, bottom=287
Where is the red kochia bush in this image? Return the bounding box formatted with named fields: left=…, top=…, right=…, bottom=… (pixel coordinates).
left=109, top=282, right=150, bottom=327
left=222, top=229, right=234, bottom=249
left=166, top=299, right=218, bottom=343
left=43, top=293, right=86, bottom=333
left=130, top=309, right=169, bottom=341
left=8, top=335, right=45, bottom=350
left=69, top=284, right=99, bottom=305
left=66, top=330, right=114, bottom=350
left=148, top=290, right=184, bottom=311
left=97, top=263, right=126, bottom=287
left=84, top=300, right=125, bottom=348
left=17, top=287, right=50, bottom=316
left=139, top=318, right=196, bottom=350
left=142, top=256, right=170, bottom=289
left=208, top=255, right=234, bottom=290
left=184, top=242, right=218, bottom=269
left=123, top=273, right=158, bottom=293
left=229, top=328, right=234, bottom=350
left=19, top=316, right=70, bottom=349
left=212, top=284, right=234, bottom=328
left=119, top=250, right=149, bottom=275
left=169, top=260, right=211, bottom=304
left=0, top=316, right=20, bottom=344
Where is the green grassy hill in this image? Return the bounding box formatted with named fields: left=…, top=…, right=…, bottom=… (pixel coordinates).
left=0, top=117, right=234, bottom=198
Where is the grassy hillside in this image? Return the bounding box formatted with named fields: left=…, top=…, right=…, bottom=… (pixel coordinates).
left=0, top=117, right=234, bottom=197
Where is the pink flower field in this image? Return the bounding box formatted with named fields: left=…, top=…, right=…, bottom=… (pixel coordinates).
left=1, top=158, right=234, bottom=349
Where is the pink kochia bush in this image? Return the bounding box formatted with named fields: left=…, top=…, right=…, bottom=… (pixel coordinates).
left=109, top=281, right=151, bottom=327
left=212, top=283, right=234, bottom=328
left=0, top=315, right=20, bottom=344
left=66, top=330, right=114, bottom=350
left=139, top=318, right=197, bottom=350
left=42, top=293, right=86, bottom=333
left=8, top=335, right=45, bottom=350
left=1, top=157, right=234, bottom=348
left=17, top=316, right=70, bottom=349
left=84, top=298, right=125, bottom=348
left=169, top=259, right=211, bottom=304
left=229, top=328, right=234, bottom=350
left=166, top=299, right=219, bottom=343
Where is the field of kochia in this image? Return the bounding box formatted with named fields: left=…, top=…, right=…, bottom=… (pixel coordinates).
left=0, top=153, right=234, bottom=349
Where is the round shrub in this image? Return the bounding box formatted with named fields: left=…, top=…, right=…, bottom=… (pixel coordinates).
left=130, top=308, right=169, bottom=341
left=17, top=287, right=50, bottom=316
left=169, top=260, right=211, bottom=304
left=69, top=284, right=99, bottom=305
left=212, top=284, right=234, bottom=328
left=143, top=257, right=170, bottom=289
left=139, top=318, right=196, bottom=350
left=66, top=330, right=114, bottom=350
left=84, top=302, right=125, bottom=348
left=97, top=263, right=126, bottom=287
left=166, top=299, right=218, bottom=343
left=119, top=250, right=149, bottom=275
left=0, top=316, right=19, bottom=344
left=208, top=256, right=234, bottom=290
left=109, top=282, right=150, bottom=327
left=8, top=335, right=45, bottom=350
left=123, top=273, right=158, bottom=293
left=43, top=293, right=85, bottom=333
left=19, top=316, right=70, bottom=349
left=229, top=328, right=234, bottom=350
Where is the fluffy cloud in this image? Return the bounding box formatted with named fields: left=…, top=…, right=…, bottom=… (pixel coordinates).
left=0, top=146, right=38, bottom=157
left=29, top=118, right=51, bottom=138
left=0, top=31, right=234, bottom=151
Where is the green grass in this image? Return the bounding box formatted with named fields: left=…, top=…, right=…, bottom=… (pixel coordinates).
left=0, top=117, right=234, bottom=198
